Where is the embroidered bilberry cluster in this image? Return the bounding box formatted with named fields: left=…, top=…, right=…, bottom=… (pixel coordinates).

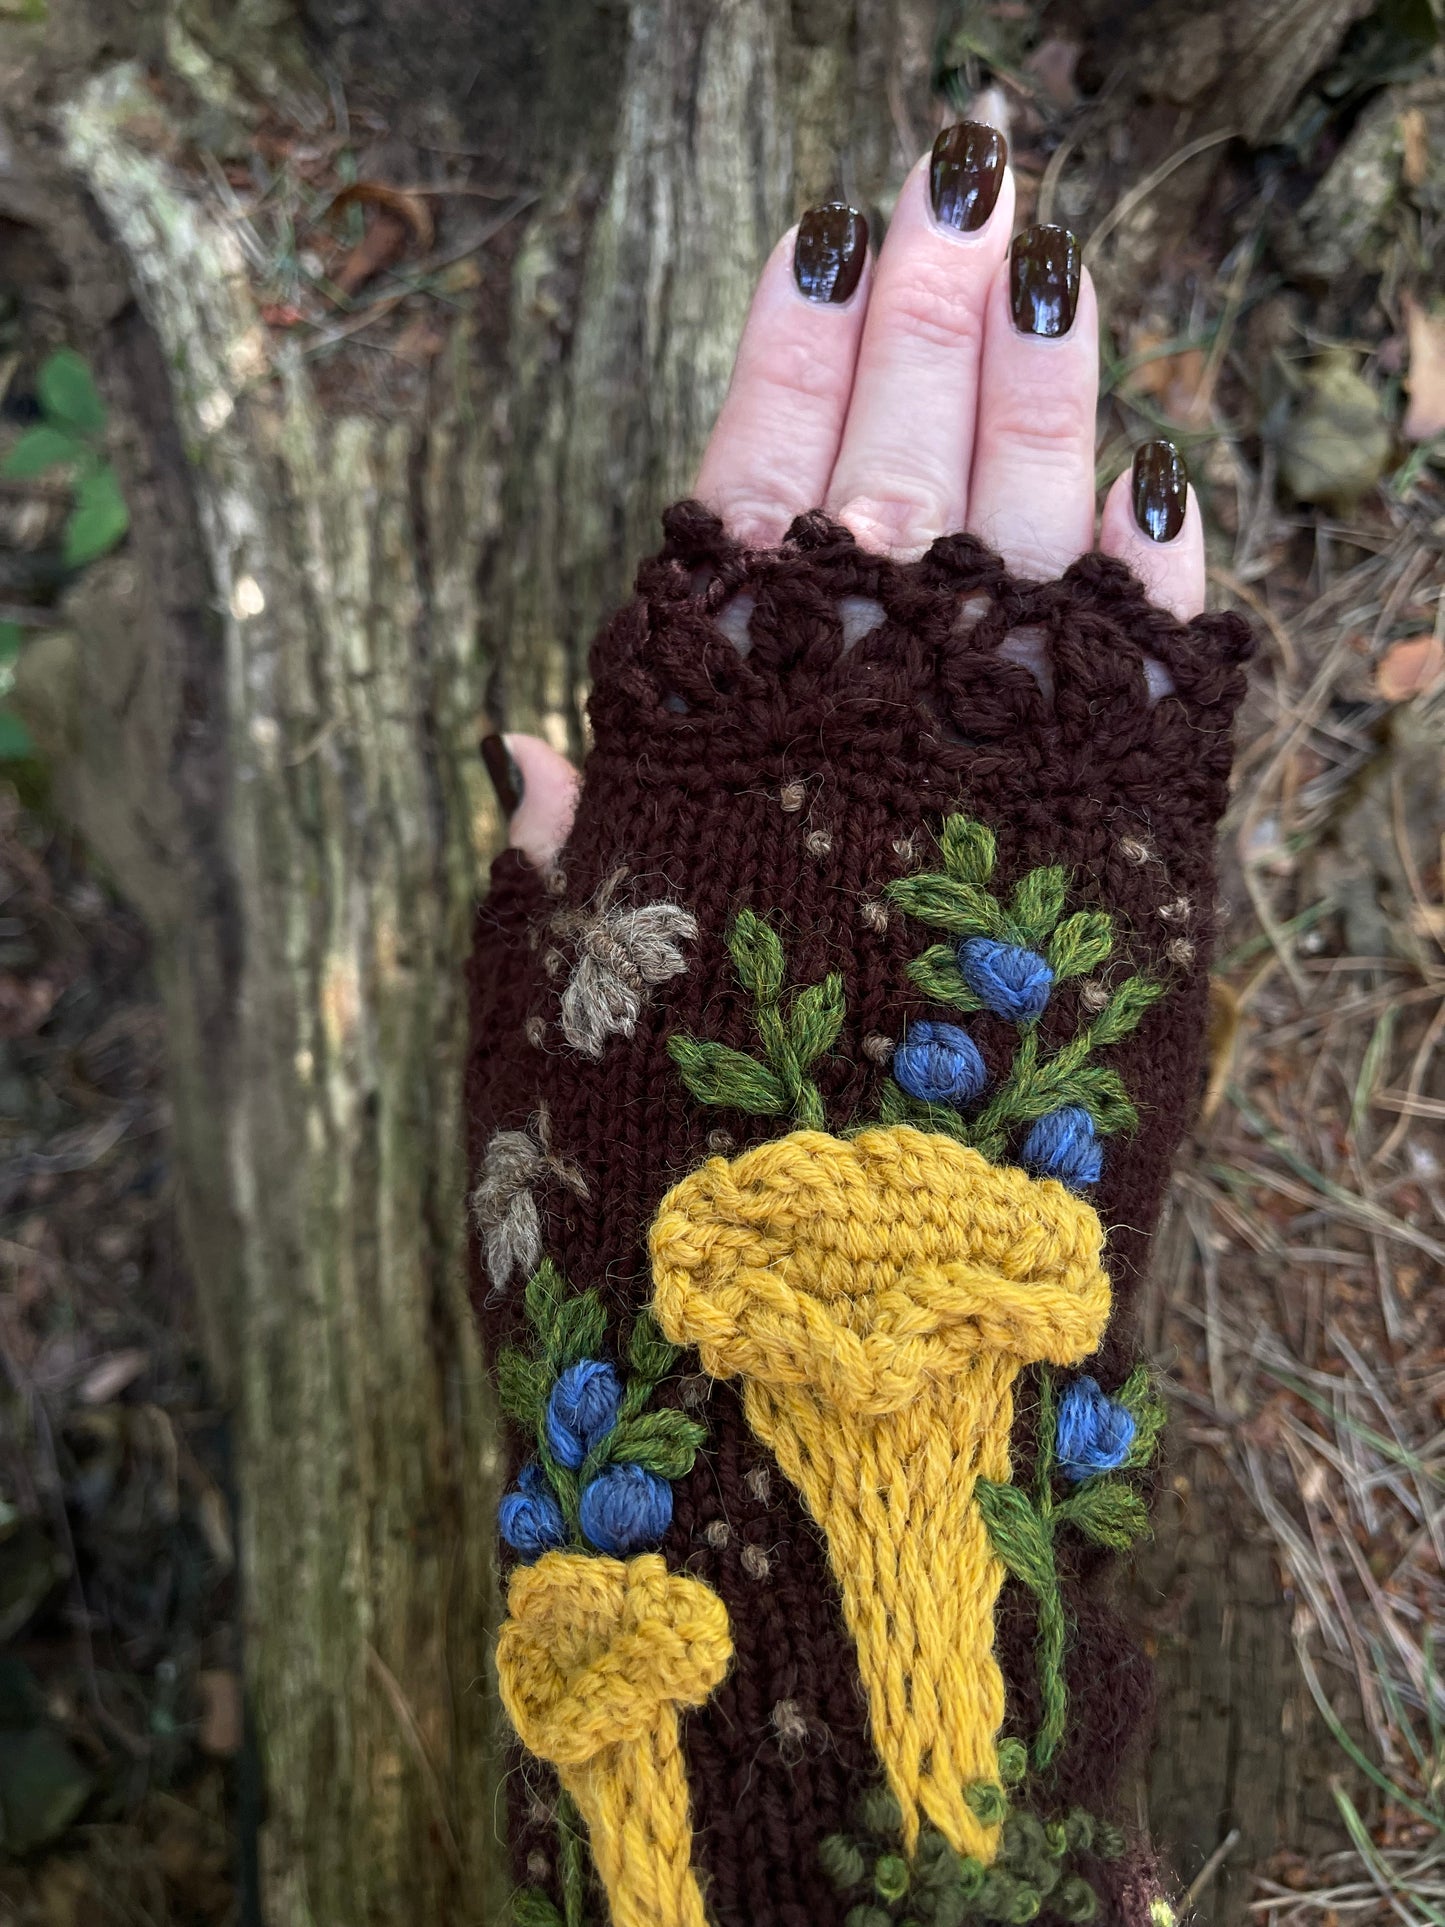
left=819, top=1758, right=1128, bottom=1926
left=881, top=813, right=1166, bottom=1189
left=497, top=1259, right=706, bottom=1562
left=975, top=1368, right=1165, bottom=1769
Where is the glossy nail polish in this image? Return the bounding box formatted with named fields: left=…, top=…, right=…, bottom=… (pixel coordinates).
left=929, top=122, right=1007, bottom=233
left=1009, top=224, right=1081, bottom=338
left=1132, top=440, right=1189, bottom=542
left=793, top=203, right=869, bottom=304
left=480, top=733, right=524, bottom=816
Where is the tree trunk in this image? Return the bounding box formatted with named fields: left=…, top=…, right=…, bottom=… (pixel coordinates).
left=1, top=0, right=1365, bottom=1919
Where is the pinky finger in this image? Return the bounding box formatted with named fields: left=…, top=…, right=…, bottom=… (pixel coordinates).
left=1097, top=440, right=1206, bottom=621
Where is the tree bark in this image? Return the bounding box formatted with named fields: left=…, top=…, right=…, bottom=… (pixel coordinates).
left=1, top=0, right=1360, bottom=1920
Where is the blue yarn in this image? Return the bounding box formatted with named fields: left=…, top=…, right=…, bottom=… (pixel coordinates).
left=1055, top=1377, right=1136, bottom=1482
left=499, top=1462, right=567, bottom=1559
left=892, top=1020, right=989, bottom=1107
left=545, top=1358, right=623, bottom=1470
left=1021, top=1105, right=1103, bottom=1190
left=958, top=937, right=1053, bottom=1021
left=579, top=1462, right=673, bottom=1556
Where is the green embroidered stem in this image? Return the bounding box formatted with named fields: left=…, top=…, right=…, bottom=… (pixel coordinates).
left=669, top=910, right=841, bottom=1130
left=558, top=1791, right=588, bottom=1927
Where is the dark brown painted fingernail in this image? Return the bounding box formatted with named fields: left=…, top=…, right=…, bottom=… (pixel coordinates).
left=793, top=203, right=869, bottom=304
left=1009, top=224, right=1081, bottom=338
left=929, top=122, right=1007, bottom=233
left=480, top=734, right=524, bottom=816
left=1132, top=440, right=1189, bottom=542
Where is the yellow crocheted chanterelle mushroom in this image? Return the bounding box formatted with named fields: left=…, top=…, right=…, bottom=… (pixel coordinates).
left=650, top=1124, right=1110, bottom=1862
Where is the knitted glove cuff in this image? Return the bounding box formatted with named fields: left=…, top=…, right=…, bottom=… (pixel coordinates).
left=467, top=503, right=1253, bottom=1927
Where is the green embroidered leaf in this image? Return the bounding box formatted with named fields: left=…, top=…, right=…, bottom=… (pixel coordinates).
left=938, top=813, right=996, bottom=886
left=626, top=1310, right=680, bottom=1386
left=728, top=909, right=785, bottom=1001
left=1089, top=975, right=1166, bottom=1048
left=788, top=971, right=845, bottom=1066
left=668, top=1036, right=788, bottom=1115
left=1010, top=865, right=1067, bottom=946
left=510, top=1888, right=566, bottom=1926
left=605, top=1409, right=707, bottom=1479
left=876, top=1079, right=974, bottom=1144
left=1047, top=911, right=1115, bottom=982
left=905, top=944, right=983, bottom=1010
left=974, top=1479, right=1056, bottom=1592
left=1116, top=1366, right=1167, bottom=1469
left=884, top=873, right=1009, bottom=938
left=552, top=1287, right=607, bottom=1369
left=497, top=1347, right=550, bottom=1427
left=1056, top=1480, right=1150, bottom=1550
left=523, top=1258, right=568, bottom=1347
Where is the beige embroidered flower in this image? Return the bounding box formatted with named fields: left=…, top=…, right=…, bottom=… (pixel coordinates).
left=470, top=1109, right=587, bottom=1290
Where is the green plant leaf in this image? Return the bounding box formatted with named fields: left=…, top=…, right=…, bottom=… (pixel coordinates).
left=553, top=1288, right=607, bottom=1369
left=1056, top=1480, right=1149, bottom=1550
left=938, top=813, right=996, bottom=885
left=1009, top=865, right=1067, bottom=945
left=0, top=425, right=82, bottom=480
left=1046, top=911, right=1114, bottom=982
left=1089, top=976, right=1166, bottom=1049
left=0, top=709, right=35, bottom=762
left=64, top=463, right=129, bottom=566
left=788, top=972, right=844, bottom=1066
left=884, top=873, right=1009, bottom=937
left=905, top=944, right=983, bottom=1010
left=38, top=348, right=106, bottom=435
left=496, top=1347, right=550, bottom=1427
left=728, top=909, right=785, bottom=1001
left=668, top=1036, right=787, bottom=1115
left=523, top=1258, right=567, bottom=1347
left=975, top=1478, right=1057, bottom=1591
left=605, top=1408, right=707, bottom=1479
left=626, top=1310, right=680, bottom=1386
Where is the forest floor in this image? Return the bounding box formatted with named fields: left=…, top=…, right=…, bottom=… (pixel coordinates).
left=2, top=9, right=1444, bottom=1927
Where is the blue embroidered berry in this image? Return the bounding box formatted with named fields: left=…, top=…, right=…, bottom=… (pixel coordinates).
left=545, top=1358, right=623, bottom=1470
left=958, top=937, right=1053, bottom=1021
left=1056, top=1377, right=1136, bottom=1482
left=1021, top=1106, right=1103, bottom=1190
left=579, top=1462, right=673, bottom=1555
left=891, top=1020, right=988, bottom=1106
left=498, top=1462, right=567, bottom=1559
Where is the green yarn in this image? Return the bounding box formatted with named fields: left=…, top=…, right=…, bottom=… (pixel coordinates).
left=885, top=814, right=1165, bottom=1156
left=669, top=910, right=841, bottom=1129
left=821, top=1835, right=869, bottom=1888
left=557, top=1791, right=588, bottom=1927
left=964, top=1781, right=1008, bottom=1825
left=509, top=1893, right=564, bottom=1927
left=996, top=1738, right=1028, bottom=1788
left=976, top=1368, right=1160, bottom=1768
left=876, top=1854, right=910, bottom=1901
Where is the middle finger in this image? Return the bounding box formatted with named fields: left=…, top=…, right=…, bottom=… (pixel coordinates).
left=824, top=122, right=1014, bottom=558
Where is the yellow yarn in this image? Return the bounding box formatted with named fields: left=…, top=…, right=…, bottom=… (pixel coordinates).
left=649, top=1124, right=1110, bottom=1862
left=497, top=1550, right=732, bottom=1927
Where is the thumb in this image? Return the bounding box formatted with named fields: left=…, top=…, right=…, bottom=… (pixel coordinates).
left=481, top=731, right=580, bottom=870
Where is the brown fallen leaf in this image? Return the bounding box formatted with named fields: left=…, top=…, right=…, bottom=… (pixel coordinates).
left=1400, top=106, right=1429, bottom=191
left=1122, top=326, right=1210, bottom=426
left=78, top=1347, right=149, bottom=1404
left=1402, top=292, right=1445, bottom=442
left=1376, top=632, right=1445, bottom=701
left=196, top=1669, right=243, bottom=1757
left=325, top=183, right=435, bottom=299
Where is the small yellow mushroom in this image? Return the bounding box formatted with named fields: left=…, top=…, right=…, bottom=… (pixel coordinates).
left=650, top=1125, right=1109, bottom=1861
left=497, top=1550, right=732, bottom=1927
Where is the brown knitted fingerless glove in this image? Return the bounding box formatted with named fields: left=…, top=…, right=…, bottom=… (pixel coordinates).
left=466, top=503, right=1253, bottom=1927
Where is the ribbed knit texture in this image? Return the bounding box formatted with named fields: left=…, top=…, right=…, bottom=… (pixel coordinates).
left=466, top=501, right=1252, bottom=1926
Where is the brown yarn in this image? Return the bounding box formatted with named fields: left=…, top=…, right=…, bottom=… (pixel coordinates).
left=465, top=502, right=1252, bottom=1923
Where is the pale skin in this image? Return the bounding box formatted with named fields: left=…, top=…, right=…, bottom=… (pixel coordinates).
left=499, top=130, right=1207, bottom=867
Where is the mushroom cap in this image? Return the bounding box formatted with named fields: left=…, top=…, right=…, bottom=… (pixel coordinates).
left=498, top=1551, right=732, bottom=1767
left=651, top=1125, right=1109, bottom=1414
